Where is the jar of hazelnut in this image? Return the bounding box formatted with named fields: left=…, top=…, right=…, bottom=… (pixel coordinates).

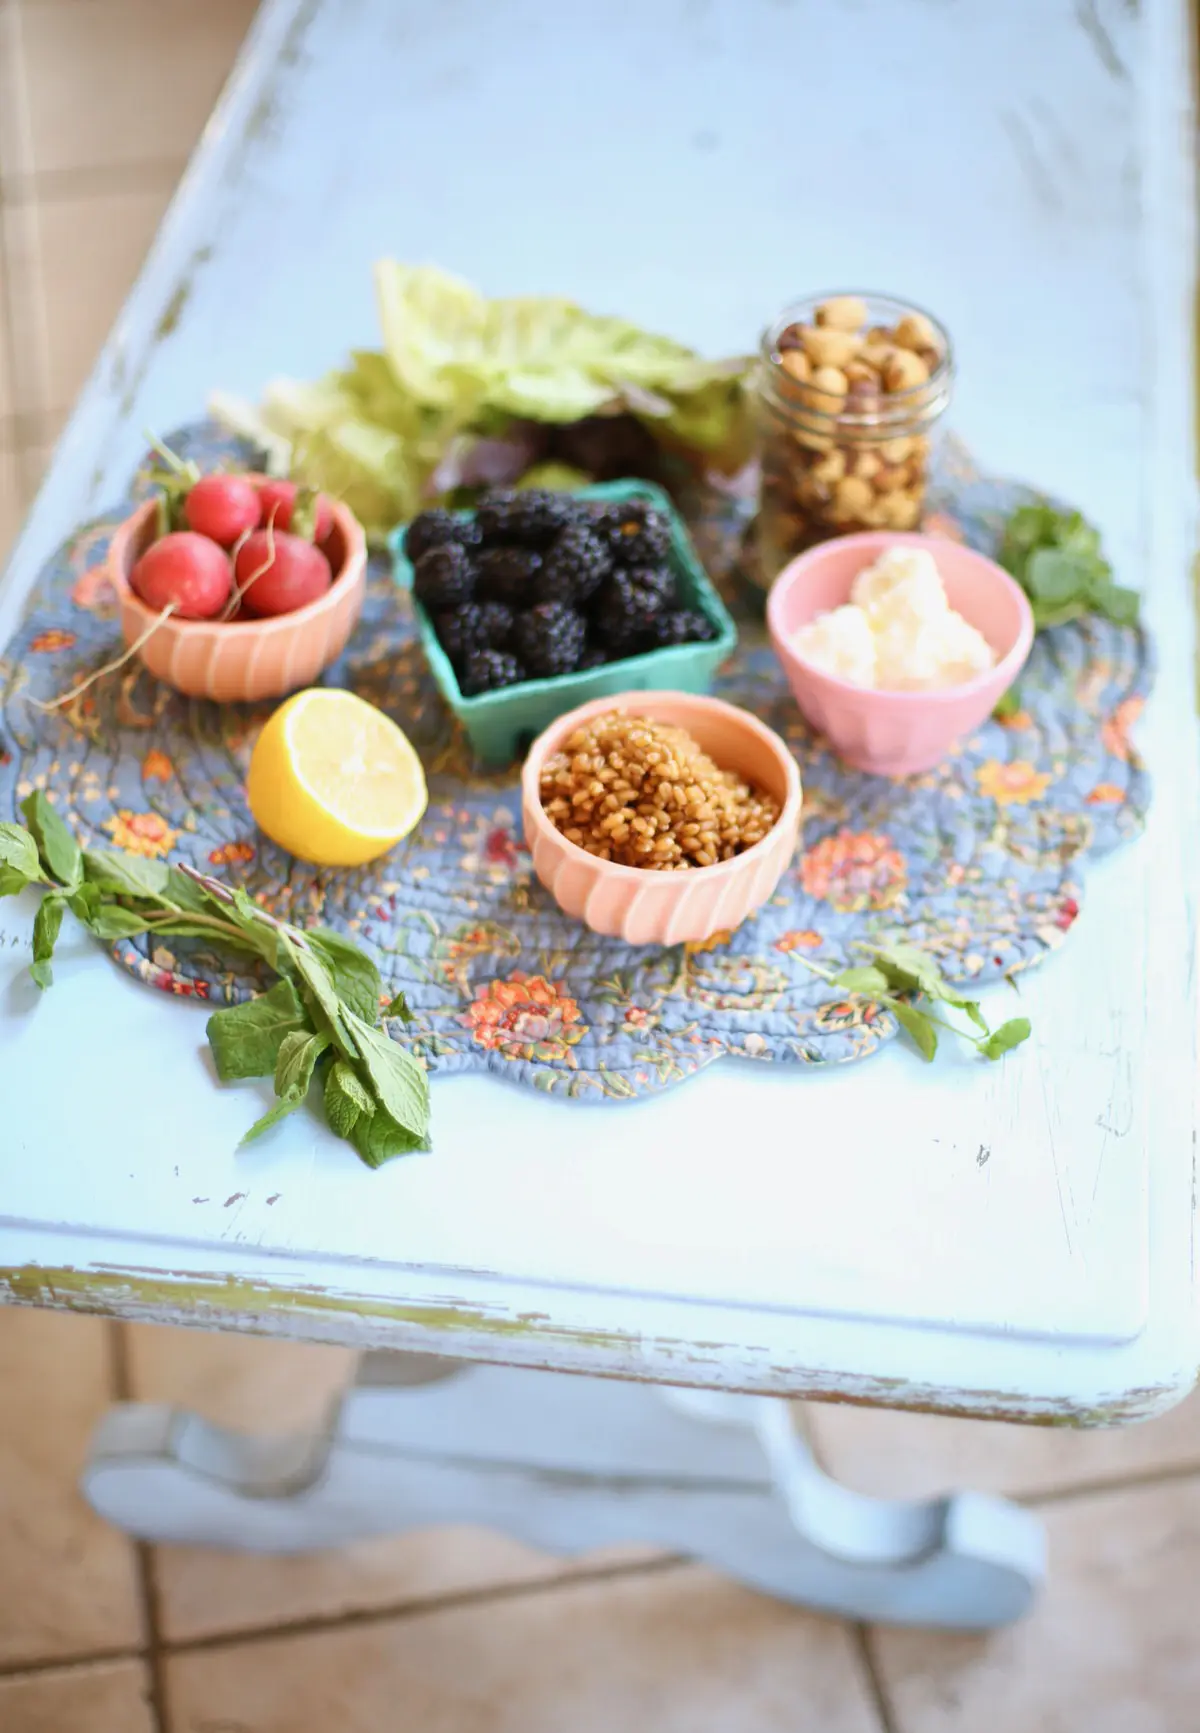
left=755, top=292, right=954, bottom=585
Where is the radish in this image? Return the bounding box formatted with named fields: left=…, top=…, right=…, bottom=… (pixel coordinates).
left=131, top=532, right=233, bottom=619
left=184, top=473, right=261, bottom=547
left=257, top=479, right=334, bottom=541
left=234, top=530, right=332, bottom=618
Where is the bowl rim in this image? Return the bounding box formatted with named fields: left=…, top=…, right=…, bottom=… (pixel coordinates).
left=765, top=530, right=1034, bottom=705
left=109, top=479, right=366, bottom=638
left=521, top=688, right=804, bottom=886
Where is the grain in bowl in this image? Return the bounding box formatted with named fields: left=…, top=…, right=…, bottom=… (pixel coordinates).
left=522, top=692, right=803, bottom=945
left=538, top=710, right=781, bottom=870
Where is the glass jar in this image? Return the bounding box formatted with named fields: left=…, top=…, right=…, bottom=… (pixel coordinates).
left=755, top=292, right=955, bottom=586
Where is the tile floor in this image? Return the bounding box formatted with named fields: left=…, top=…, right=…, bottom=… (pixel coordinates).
left=2, top=3, right=1199, bottom=1729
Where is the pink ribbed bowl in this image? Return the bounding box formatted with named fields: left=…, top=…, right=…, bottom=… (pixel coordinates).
left=521, top=691, right=803, bottom=946
left=107, top=479, right=367, bottom=703
left=766, top=531, right=1034, bottom=777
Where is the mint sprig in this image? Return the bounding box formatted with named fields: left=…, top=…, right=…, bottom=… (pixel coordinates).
left=2, top=792, right=429, bottom=1166
left=800, top=938, right=1031, bottom=1064
left=998, top=501, right=1139, bottom=632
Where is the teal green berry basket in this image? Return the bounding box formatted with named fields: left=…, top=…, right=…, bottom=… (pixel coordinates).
left=390, top=479, right=738, bottom=765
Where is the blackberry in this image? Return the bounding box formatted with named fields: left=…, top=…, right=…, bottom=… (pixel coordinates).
left=592, top=572, right=668, bottom=658
left=654, top=608, right=717, bottom=647
left=623, top=563, right=678, bottom=606
left=596, top=499, right=671, bottom=566
left=477, top=488, right=578, bottom=548
left=476, top=545, right=544, bottom=607
left=404, top=508, right=481, bottom=565
left=533, top=524, right=612, bottom=606
left=412, top=542, right=475, bottom=611
left=460, top=648, right=525, bottom=696
left=435, top=601, right=515, bottom=668
left=513, top=601, right=587, bottom=678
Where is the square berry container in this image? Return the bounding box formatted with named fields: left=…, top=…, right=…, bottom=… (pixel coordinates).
left=389, top=479, right=738, bottom=765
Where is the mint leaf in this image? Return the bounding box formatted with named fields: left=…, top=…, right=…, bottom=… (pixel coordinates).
left=384, top=988, right=413, bottom=1023
left=892, top=1001, right=938, bottom=1061
left=0, top=866, right=30, bottom=897
left=291, top=943, right=355, bottom=1055
left=274, top=1027, right=330, bottom=1100
left=83, top=850, right=170, bottom=899
left=30, top=894, right=65, bottom=988
left=979, top=1017, right=1032, bottom=1060
left=833, top=965, right=891, bottom=997
left=350, top=1103, right=425, bottom=1168
left=206, top=978, right=311, bottom=1081
left=347, top=1012, right=430, bottom=1148
left=306, top=928, right=383, bottom=1025
left=241, top=1095, right=305, bottom=1146
left=993, top=688, right=1021, bottom=720
left=1026, top=548, right=1089, bottom=610
left=22, top=792, right=82, bottom=890
left=0, top=823, right=40, bottom=883
left=84, top=904, right=158, bottom=940
left=324, top=1059, right=375, bottom=1139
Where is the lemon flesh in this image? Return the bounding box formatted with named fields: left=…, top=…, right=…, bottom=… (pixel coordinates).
left=247, top=688, right=428, bottom=867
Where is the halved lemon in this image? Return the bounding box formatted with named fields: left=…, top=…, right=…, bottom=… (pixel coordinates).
left=247, top=688, right=428, bottom=867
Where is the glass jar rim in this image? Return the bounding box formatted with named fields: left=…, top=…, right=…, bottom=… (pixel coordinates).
left=759, top=290, right=955, bottom=406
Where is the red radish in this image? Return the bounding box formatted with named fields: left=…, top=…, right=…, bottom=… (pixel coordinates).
left=131, top=532, right=233, bottom=619
left=184, top=473, right=261, bottom=547
left=234, top=530, right=332, bottom=618
left=256, top=479, right=333, bottom=541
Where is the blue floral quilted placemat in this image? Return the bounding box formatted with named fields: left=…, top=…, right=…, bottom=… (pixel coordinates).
left=0, top=424, right=1151, bottom=1101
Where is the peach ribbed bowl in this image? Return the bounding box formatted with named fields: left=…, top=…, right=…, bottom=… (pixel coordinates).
left=107, top=481, right=367, bottom=703
left=521, top=691, right=803, bottom=947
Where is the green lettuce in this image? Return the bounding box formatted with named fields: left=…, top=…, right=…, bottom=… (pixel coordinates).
left=211, top=262, right=753, bottom=541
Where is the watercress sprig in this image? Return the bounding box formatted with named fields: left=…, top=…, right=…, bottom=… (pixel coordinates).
left=798, top=937, right=1031, bottom=1063
left=1, top=792, right=429, bottom=1165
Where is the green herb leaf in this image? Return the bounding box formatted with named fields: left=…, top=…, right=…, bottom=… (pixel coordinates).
left=0, top=866, right=31, bottom=897
left=1026, top=548, right=1089, bottom=610
left=979, top=1017, right=1032, bottom=1060
left=163, top=865, right=223, bottom=916
left=0, top=823, right=41, bottom=884
left=324, top=1059, right=376, bottom=1139
left=999, top=500, right=1137, bottom=629
left=241, top=1095, right=306, bottom=1146
left=289, top=943, right=355, bottom=1056
left=206, top=978, right=312, bottom=1081
left=306, top=928, right=383, bottom=1025
left=22, top=792, right=82, bottom=890
left=350, top=1103, right=426, bottom=1168
left=384, top=988, right=413, bottom=1022
left=347, top=1012, right=430, bottom=1148
left=84, top=904, right=158, bottom=940
left=274, top=1027, right=330, bottom=1101
left=993, top=688, right=1021, bottom=720
left=30, top=894, right=66, bottom=988
left=82, top=850, right=170, bottom=899
left=891, top=1001, right=939, bottom=1062
left=833, top=965, right=892, bottom=997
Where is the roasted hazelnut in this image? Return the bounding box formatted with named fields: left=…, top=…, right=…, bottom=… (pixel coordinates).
left=879, top=436, right=915, bottom=464
left=860, top=337, right=896, bottom=371
left=873, top=463, right=909, bottom=494
left=808, top=364, right=849, bottom=402
left=809, top=449, right=847, bottom=485
left=893, top=311, right=938, bottom=353
left=815, top=295, right=868, bottom=331
left=777, top=322, right=805, bottom=351
left=877, top=490, right=922, bottom=530
left=883, top=349, right=930, bottom=392
left=850, top=451, right=882, bottom=481
left=781, top=348, right=812, bottom=383
left=845, top=378, right=882, bottom=414
left=799, top=325, right=861, bottom=369
left=791, top=427, right=834, bottom=454
left=844, top=360, right=880, bottom=385
left=833, top=475, right=874, bottom=519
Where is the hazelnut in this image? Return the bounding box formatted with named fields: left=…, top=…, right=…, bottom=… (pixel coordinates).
left=883, top=350, right=930, bottom=392
left=798, top=473, right=834, bottom=509
left=879, top=436, right=914, bottom=464
left=860, top=338, right=896, bottom=370
left=815, top=295, right=868, bottom=332
left=893, top=312, right=938, bottom=352
left=910, top=436, right=931, bottom=463
left=833, top=475, right=874, bottom=518
left=878, top=490, right=922, bottom=530
left=781, top=348, right=812, bottom=383
left=809, top=449, right=847, bottom=485
left=850, top=451, right=882, bottom=481
left=873, top=463, right=909, bottom=494
left=859, top=500, right=889, bottom=529
left=809, top=364, right=849, bottom=402
left=799, top=325, right=861, bottom=369
left=777, top=322, right=805, bottom=351
left=845, top=378, right=882, bottom=414
left=844, top=360, right=880, bottom=385
left=792, top=427, right=834, bottom=454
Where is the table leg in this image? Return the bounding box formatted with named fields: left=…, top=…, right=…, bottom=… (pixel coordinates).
left=83, top=1351, right=1045, bottom=1630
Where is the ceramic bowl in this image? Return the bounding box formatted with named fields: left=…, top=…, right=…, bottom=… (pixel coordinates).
left=521, top=691, right=803, bottom=946
left=107, top=479, right=367, bottom=703
left=766, top=530, right=1033, bottom=777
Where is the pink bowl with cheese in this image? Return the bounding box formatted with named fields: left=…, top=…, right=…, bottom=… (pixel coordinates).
left=766, top=531, right=1034, bottom=777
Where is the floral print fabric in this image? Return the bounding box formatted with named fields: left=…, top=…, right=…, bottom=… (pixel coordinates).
left=0, top=425, right=1152, bottom=1102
